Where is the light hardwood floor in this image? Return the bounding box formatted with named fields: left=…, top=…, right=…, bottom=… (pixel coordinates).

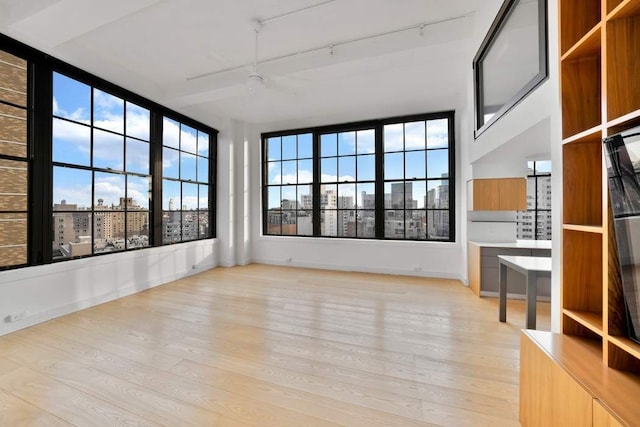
left=0, top=264, right=550, bottom=426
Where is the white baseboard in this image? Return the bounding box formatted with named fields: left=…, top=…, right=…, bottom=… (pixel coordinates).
left=480, top=290, right=551, bottom=302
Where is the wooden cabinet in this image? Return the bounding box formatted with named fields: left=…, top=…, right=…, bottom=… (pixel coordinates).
left=521, top=1, right=640, bottom=424
left=467, top=178, right=526, bottom=210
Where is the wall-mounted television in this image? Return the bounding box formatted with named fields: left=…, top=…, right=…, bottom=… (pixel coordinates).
left=604, top=126, right=640, bottom=344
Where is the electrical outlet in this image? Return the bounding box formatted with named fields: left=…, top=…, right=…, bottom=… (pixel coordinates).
left=6, top=311, right=27, bottom=322
left=412, top=265, right=421, bottom=272
left=192, top=264, right=197, bottom=270
left=285, top=257, right=292, bottom=263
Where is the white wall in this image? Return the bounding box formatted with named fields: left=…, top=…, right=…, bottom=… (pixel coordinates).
left=0, top=240, right=218, bottom=336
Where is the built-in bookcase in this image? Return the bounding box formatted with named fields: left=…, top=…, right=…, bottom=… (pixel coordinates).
left=560, top=0, right=640, bottom=375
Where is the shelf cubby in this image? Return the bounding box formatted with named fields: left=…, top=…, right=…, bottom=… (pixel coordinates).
left=563, top=308, right=604, bottom=336
left=606, top=12, right=640, bottom=120
left=607, top=108, right=640, bottom=135
left=607, top=0, right=640, bottom=19
left=561, top=23, right=601, bottom=62
left=563, top=229, right=603, bottom=312
left=561, top=57, right=602, bottom=138
left=562, top=139, right=603, bottom=225
left=608, top=338, right=640, bottom=374
left=560, top=0, right=602, bottom=55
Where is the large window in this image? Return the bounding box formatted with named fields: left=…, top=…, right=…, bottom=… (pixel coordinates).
left=52, top=72, right=152, bottom=258
left=262, top=112, right=454, bottom=241
left=0, top=49, right=28, bottom=267
left=517, top=160, right=551, bottom=240
left=0, top=33, right=217, bottom=270
left=265, top=132, right=313, bottom=236
left=162, top=117, right=211, bottom=243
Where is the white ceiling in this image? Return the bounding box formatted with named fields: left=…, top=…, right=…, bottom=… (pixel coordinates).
left=0, top=0, right=478, bottom=130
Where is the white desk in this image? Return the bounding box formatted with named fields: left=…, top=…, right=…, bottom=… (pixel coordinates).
left=498, top=255, right=552, bottom=329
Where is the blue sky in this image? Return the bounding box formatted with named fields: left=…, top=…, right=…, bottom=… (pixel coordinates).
left=52, top=72, right=208, bottom=210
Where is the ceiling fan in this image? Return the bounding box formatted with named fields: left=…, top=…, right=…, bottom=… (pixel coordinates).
left=246, top=20, right=266, bottom=92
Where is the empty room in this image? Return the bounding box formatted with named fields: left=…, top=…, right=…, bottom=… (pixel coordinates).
left=0, top=0, right=639, bottom=425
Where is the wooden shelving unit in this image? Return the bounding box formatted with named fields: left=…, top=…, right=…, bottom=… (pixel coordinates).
left=521, top=1, right=640, bottom=425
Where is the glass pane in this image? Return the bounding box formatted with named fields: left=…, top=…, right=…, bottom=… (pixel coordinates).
left=53, top=211, right=92, bottom=259
left=359, top=210, right=376, bottom=238
left=427, top=119, right=449, bottom=149
left=321, top=158, right=337, bottom=183
left=526, top=177, right=536, bottom=210
left=282, top=212, right=296, bottom=235
left=182, top=211, right=198, bottom=240
left=516, top=210, right=535, bottom=240
left=338, top=156, right=355, bottom=182
left=527, top=160, right=535, bottom=174
left=536, top=211, right=552, bottom=239
left=537, top=176, right=552, bottom=209
left=298, top=184, right=312, bottom=209
left=384, top=152, right=404, bottom=180
left=321, top=133, right=337, bottom=157
left=357, top=154, right=375, bottom=181
left=163, top=117, right=180, bottom=148
left=199, top=184, right=209, bottom=210
left=94, top=172, right=125, bottom=208
left=356, top=129, right=375, bottom=154
left=297, top=210, right=313, bottom=236
left=338, top=132, right=356, bottom=156
left=409, top=180, right=426, bottom=209
left=338, top=210, right=356, bottom=237
left=357, top=183, right=375, bottom=209
left=182, top=182, right=198, bottom=210
left=53, top=167, right=91, bottom=209
left=282, top=135, right=296, bottom=160
left=0, top=214, right=27, bottom=266
left=427, top=180, right=449, bottom=209
left=197, top=156, right=209, bottom=183
left=384, top=123, right=403, bottom=152
left=180, top=124, right=198, bottom=154
left=338, top=183, right=355, bottom=208
left=267, top=137, right=280, bottom=161
left=405, top=151, right=426, bottom=179
left=127, top=211, right=149, bottom=249
left=281, top=160, right=297, bottom=184
left=0, top=159, right=27, bottom=211
left=320, top=184, right=336, bottom=208
left=0, top=103, right=27, bottom=157
left=268, top=186, right=281, bottom=209
left=162, top=147, right=179, bottom=179
left=162, top=179, right=180, bottom=211
left=125, top=102, right=149, bottom=141
left=53, top=72, right=90, bottom=123
left=180, top=152, right=197, bottom=181
left=197, top=130, right=209, bottom=157
left=0, top=51, right=27, bottom=107
left=320, top=210, right=337, bottom=236
left=428, top=210, right=450, bottom=240
left=93, top=89, right=124, bottom=134
left=94, top=213, right=125, bottom=252
left=406, top=210, right=427, bottom=239
left=384, top=209, right=404, bottom=239
left=405, top=121, right=425, bottom=150
left=127, top=175, right=150, bottom=210
left=268, top=161, right=281, bottom=185
left=52, top=118, right=90, bottom=166
left=385, top=182, right=405, bottom=209
left=126, top=138, right=149, bottom=174
left=298, top=133, right=313, bottom=158
left=535, top=160, right=551, bottom=174
left=282, top=186, right=297, bottom=209
left=298, top=159, right=313, bottom=184
left=163, top=210, right=181, bottom=243
left=93, top=129, right=124, bottom=170
left=266, top=211, right=282, bottom=234
left=198, top=211, right=210, bottom=239
left=427, top=149, right=448, bottom=179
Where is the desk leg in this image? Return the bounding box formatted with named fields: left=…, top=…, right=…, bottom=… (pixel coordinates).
left=499, top=262, right=507, bottom=323
left=526, top=271, right=537, bottom=330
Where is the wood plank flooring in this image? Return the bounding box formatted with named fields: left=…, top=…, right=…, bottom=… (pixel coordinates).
left=0, top=264, right=550, bottom=426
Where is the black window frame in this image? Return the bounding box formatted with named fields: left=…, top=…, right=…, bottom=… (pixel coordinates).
left=0, top=32, right=217, bottom=271
left=517, top=160, right=551, bottom=240
left=473, top=0, right=549, bottom=138
left=262, top=111, right=455, bottom=242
